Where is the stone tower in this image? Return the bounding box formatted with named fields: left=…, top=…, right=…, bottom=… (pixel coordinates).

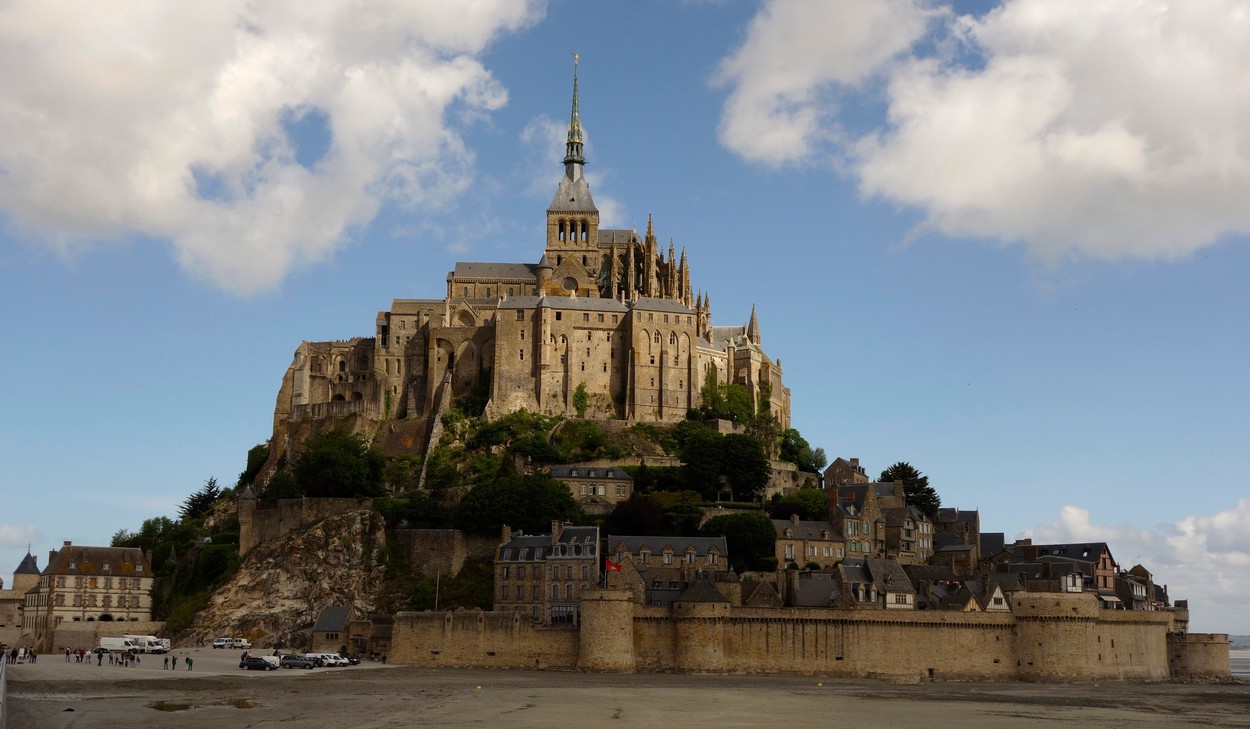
left=544, top=53, right=601, bottom=296
left=12, top=549, right=40, bottom=594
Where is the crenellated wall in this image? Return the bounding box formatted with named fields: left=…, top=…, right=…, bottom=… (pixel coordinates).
left=391, top=589, right=1225, bottom=681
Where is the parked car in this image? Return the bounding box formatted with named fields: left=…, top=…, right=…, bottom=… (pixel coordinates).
left=240, top=656, right=277, bottom=671
left=212, top=637, right=231, bottom=649
left=279, top=655, right=316, bottom=669
left=339, top=653, right=361, bottom=665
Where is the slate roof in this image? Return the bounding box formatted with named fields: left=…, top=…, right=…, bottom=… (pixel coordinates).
left=548, top=169, right=597, bottom=212
left=980, top=532, right=1005, bottom=557
left=44, top=544, right=150, bottom=577
left=674, top=579, right=730, bottom=604
left=609, top=535, right=727, bottom=557
left=632, top=297, right=694, bottom=314
left=312, top=605, right=350, bottom=633
left=840, top=558, right=872, bottom=584
left=498, top=525, right=599, bottom=562
left=903, top=564, right=959, bottom=583
left=596, top=229, right=640, bottom=247
left=793, top=571, right=842, bottom=608
left=771, top=519, right=842, bottom=541
left=15, top=551, right=39, bottom=575
left=1010, top=542, right=1111, bottom=565
left=865, top=558, right=916, bottom=594
left=550, top=465, right=632, bottom=481
left=452, top=262, right=538, bottom=280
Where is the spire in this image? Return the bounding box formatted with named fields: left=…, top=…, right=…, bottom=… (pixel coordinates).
left=564, top=52, right=585, bottom=168
left=747, top=303, right=760, bottom=345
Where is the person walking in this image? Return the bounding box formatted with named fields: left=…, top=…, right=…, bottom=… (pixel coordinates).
left=163, top=655, right=169, bottom=670
left=185, top=655, right=192, bottom=671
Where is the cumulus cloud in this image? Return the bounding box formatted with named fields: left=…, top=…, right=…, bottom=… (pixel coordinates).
left=0, top=523, right=40, bottom=547
left=718, top=0, right=1250, bottom=261
left=1023, top=500, right=1250, bottom=633
left=0, top=1, right=544, bottom=294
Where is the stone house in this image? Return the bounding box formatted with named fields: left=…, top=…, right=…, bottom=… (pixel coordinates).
left=22, top=541, right=154, bottom=650
left=771, top=514, right=844, bottom=569
left=548, top=465, right=633, bottom=515
left=0, top=551, right=40, bottom=647
left=830, top=482, right=901, bottom=558
left=606, top=535, right=728, bottom=606
left=934, top=507, right=981, bottom=565
left=823, top=457, right=869, bottom=487
left=494, top=522, right=600, bottom=625
left=1010, top=540, right=1120, bottom=600
left=881, top=505, right=934, bottom=565
left=833, top=557, right=915, bottom=610
left=310, top=605, right=350, bottom=652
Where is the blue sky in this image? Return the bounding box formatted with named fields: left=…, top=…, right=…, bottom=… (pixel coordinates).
left=1, top=1, right=1246, bottom=634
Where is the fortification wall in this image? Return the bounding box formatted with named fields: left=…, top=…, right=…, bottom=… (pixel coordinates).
left=391, top=611, right=578, bottom=670
left=49, top=620, right=167, bottom=652
left=241, top=497, right=374, bottom=555
left=1168, top=632, right=1231, bottom=678
left=391, top=529, right=495, bottom=577
left=390, top=595, right=1209, bottom=681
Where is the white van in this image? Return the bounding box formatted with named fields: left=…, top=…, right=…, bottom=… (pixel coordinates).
left=123, top=634, right=166, bottom=653
left=97, top=637, right=135, bottom=653
left=231, top=638, right=252, bottom=649
left=212, top=637, right=232, bottom=649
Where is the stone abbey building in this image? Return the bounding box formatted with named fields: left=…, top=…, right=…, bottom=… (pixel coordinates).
left=273, top=62, right=790, bottom=434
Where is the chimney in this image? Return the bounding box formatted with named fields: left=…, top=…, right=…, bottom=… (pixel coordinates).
left=551, top=520, right=563, bottom=540
left=790, top=512, right=800, bottom=525
left=501, top=525, right=512, bottom=545
left=850, top=458, right=859, bottom=467
left=63, top=540, right=72, bottom=548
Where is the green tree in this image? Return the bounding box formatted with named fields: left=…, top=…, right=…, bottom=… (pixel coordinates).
left=454, top=473, right=579, bottom=535
left=572, top=381, right=589, bottom=418
left=720, top=433, right=771, bottom=502
left=678, top=423, right=724, bottom=499
left=606, top=498, right=664, bottom=536
left=293, top=428, right=385, bottom=498
left=778, top=428, right=827, bottom=473
left=879, top=461, right=941, bottom=518
left=770, top=486, right=829, bottom=521
left=179, top=478, right=221, bottom=521
left=700, top=511, right=776, bottom=572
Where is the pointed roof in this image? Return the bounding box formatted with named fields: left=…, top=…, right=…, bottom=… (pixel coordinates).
left=564, top=52, right=584, bottom=166
left=15, top=550, right=40, bottom=575
left=746, top=303, right=760, bottom=345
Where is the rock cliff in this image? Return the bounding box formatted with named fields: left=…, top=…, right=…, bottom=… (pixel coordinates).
left=184, top=509, right=387, bottom=648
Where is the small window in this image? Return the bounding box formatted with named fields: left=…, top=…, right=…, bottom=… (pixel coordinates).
left=612, top=315, right=618, bottom=324
left=583, top=313, right=590, bottom=322
left=555, top=312, right=563, bottom=321
left=462, top=287, right=469, bottom=296
left=520, top=330, right=525, bottom=340
left=516, top=310, right=524, bottom=321
left=519, top=350, right=524, bottom=361
left=664, top=314, right=669, bottom=323
left=598, top=314, right=604, bottom=323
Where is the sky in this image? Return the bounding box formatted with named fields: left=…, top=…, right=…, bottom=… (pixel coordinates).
left=1, top=0, right=1247, bottom=634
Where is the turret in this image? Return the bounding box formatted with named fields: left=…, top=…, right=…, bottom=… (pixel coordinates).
left=536, top=253, right=554, bottom=294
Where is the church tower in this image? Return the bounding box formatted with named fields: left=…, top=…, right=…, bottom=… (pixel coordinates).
left=544, top=54, right=601, bottom=296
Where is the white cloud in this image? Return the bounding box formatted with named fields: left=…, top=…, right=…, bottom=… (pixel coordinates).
left=0, top=523, right=40, bottom=547
left=715, top=0, right=939, bottom=165
left=718, top=0, right=1250, bottom=261
left=1023, top=500, right=1250, bottom=634
left=0, top=1, right=544, bottom=295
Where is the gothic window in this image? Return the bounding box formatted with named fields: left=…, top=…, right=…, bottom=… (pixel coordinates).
left=669, top=332, right=676, bottom=345
left=653, top=331, right=660, bottom=344
left=338, top=360, right=346, bottom=373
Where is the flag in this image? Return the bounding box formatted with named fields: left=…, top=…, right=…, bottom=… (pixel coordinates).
left=605, top=558, right=622, bottom=573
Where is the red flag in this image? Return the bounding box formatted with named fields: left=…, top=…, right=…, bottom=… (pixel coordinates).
left=605, top=558, right=623, bottom=573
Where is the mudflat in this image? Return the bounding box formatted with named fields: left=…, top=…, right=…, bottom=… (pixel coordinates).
left=9, top=648, right=1250, bottom=729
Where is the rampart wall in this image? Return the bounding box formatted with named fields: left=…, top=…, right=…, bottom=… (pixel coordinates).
left=48, top=620, right=167, bottom=653
left=240, top=497, right=374, bottom=555
left=392, top=529, right=499, bottom=577
left=392, top=590, right=1221, bottom=681
left=1168, top=631, right=1231, bottom=678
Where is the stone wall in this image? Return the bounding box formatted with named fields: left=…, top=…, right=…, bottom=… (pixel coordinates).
left=241, top=497, right=375, bottom=555
left=45, top=620, right=167, bottom=653
left=390, top=611, right=578, bottom=670
left=390, top=589, right=1222, bottom=681
left=392, top=529, right=499, bottom=577
left=1168, top=632, right=1231, bottom=678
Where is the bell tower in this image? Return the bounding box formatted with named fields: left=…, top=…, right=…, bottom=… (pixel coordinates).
left=545, top=53, right=600, bottom=295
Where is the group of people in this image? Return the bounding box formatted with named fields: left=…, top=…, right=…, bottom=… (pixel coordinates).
left=5, top=646, right=37, bottom=664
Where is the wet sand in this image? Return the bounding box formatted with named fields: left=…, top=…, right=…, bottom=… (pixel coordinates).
left=9, top=648, right=1250, bottom=728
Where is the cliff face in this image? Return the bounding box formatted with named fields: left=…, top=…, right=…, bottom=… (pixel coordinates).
left=185, top=509, right=387, bottom=648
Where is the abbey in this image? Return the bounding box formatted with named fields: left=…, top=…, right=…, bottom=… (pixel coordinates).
left=274, top=62, right=790, bottom=431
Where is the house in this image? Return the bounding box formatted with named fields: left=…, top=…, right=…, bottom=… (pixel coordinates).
left=823, top=457, right=869, bottom=487
left=494, top=522, right=600, bottom=625
left=607, top=535, right=728, bottom=606
left=934, top=507, right=981, bottom=566
left=1009, top=540, right=1120, bottom=603
left=829, top=482, right=901, bottom=558
left=881, top=504, right=934, bottom=565
left=311, top=605, right=351, bottom=652
left=772, top=513, right=844, bottom=569
left=22, top=541, right=154, bottom=650
left=548, top=465, right=633, bottom=515
left=834, top=557, right=915, bottom=610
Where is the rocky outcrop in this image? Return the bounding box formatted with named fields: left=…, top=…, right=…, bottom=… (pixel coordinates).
left=184, top=510, right=387, bottom=648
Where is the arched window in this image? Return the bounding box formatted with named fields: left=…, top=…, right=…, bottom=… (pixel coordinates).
left=669, top=332, right=677, bottom=345
left=653, top=331, right=660, bottom=344
left=558, top=220, right=566, bottom=241
left=582, top=255, right=587, bottom=266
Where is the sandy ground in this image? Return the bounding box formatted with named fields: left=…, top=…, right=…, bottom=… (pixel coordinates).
left=7, top=648, right=1250, bottom=729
